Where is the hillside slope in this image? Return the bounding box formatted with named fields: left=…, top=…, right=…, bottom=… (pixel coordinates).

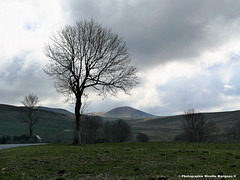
left=0, top=104, right=74, bottom=142
left=103, top=106, right=157, bottom=118
left=38, top=106, right=74, bottom=117
left=129, top=110, right=240, bottom=141
left=1, top=104, right=240, bottom=142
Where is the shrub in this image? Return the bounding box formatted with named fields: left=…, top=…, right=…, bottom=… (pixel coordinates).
left=136, top=133, right=149, bottom=142
left=0, top=135, right=11, bottom=144
left=12, top=134, right=39, bottom=143
left=174, top=133, right=187, bottom=141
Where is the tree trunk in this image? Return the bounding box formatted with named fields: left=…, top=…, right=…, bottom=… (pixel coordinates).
left=29, top=125, right=33, bottom=143
left=73, top=97, right=82, bottom=145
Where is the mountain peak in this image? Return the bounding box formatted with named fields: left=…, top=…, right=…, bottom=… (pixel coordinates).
left=103, top=106, right=156, bottom=118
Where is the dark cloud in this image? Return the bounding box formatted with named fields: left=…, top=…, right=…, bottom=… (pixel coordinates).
left=158, top=76, right=223, bottom=112
left=0, top=56, right=57, bottom=106
left=62, top=0, right=240, bottom=68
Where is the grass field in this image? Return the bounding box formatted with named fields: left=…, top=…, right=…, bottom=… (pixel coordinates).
left=0, top=142, right=240, bottom=179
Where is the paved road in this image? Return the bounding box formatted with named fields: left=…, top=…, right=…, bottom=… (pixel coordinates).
left=0, top=143, right=48, bottom=150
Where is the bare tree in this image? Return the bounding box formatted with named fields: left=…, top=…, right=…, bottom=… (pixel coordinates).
left=43, top=19, right=138, bottom=144
left=21, top=93, right=41, bottom=143
left=80, top=115, right=103, bottom=144
left=182, top=109, right=219, bottom=142
left=102, top=120, right=113, bottom=143
left=102, top=119, right=132, bottom=143
left=112, top=119, right=132, bottom=142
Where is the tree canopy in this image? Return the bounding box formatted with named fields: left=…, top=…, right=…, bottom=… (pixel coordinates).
left=43, top=19, right=138, bottom=144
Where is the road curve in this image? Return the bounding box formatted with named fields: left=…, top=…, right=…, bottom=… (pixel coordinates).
left=0, top=143, right=48, bottom=150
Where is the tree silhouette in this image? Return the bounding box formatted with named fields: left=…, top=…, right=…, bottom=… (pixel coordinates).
left=21, top=93, right=41, bottom=143
left=182, top=109, right=218, bottom=142
left=43, top=19, right=138, bottom=144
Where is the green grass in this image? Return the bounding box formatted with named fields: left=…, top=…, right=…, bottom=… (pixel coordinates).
left=0, top=142, right=240, bottom=179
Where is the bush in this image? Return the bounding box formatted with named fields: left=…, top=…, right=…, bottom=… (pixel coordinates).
left=174, top=133, right=187, bottom=141
left=136, top=133, right=149, bottom=142
left=0, top=135, right=11, bottom=144
left=12, top=134, right=39, bottom=143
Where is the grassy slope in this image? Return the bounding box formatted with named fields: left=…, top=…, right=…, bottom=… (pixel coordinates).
left=130, top=116, right=182, bottom=141
left=0, top=142, right=239, bottom=179
left=130, top=111, right=240, bottom=141
left=0, top=104, right=74, bottom=142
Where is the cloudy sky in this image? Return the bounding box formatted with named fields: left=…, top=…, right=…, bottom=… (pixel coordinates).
left=1, top=0, right=240, bottom=115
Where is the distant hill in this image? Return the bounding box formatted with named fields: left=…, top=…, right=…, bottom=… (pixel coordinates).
left=1, top=104, right=240, bottom=142
left=0, top=104, right=74, bottom=143
left=128, top=110, right=240, bottom=141
left=103, top=106, right=157, bottom=118
left=38, top=106, right=74, bottom=117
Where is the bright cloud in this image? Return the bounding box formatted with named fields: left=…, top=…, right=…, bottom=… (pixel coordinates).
left=0, top=0, right=67, bottom=64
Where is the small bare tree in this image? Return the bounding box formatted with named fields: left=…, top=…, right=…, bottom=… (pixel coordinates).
left=80, top=115, right=103, bottom=144
left=182, top=109, right=218, bottom=142
left=43, top=19, right=138, bottom=144
left=102, top=119, right=132, bottom=143
left=21, top=93, right=41, bottom=143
